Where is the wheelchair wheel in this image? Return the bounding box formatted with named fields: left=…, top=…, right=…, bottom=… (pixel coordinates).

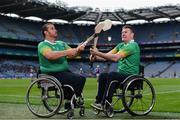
left=112, top=88, right=134, bottom=113
left=122, top=77, right=155, bottom=116
left=26, top=77, right=63, bottom=118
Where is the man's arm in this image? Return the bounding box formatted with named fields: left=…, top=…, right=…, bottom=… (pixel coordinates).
left=66, top=43, right=85, bottom=58
left=89, top=54, right=106, bottom=61
left=90, top=48, right=117, bottom=61
left=42, top=48, right=78, bottom=60
left=75, top=43, right=85, bottom=55
left=90, top=48, right=126, bottom=62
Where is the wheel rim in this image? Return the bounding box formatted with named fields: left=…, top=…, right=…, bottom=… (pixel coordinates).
left=123, top=78, right=155, bottom=116
left=112, top=88, right=126, bottom=113
left=26, top=78, right=63, bottom=117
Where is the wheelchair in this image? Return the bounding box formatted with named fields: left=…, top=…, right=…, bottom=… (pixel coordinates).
left=92, top=65, right=156, bottom=118
left=26, top=73, right=85, bottom=119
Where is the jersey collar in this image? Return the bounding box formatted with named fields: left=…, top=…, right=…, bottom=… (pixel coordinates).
left=124, top=39, right=134, bottom=44
left=129, top=39, right=134, bottom=43
left=44, top=39, right=56, bottom=45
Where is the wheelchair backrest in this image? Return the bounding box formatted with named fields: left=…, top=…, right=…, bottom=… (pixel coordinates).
left=139, top=65, right=144, bottom=77
left=36, top=67, right=41, bottom=78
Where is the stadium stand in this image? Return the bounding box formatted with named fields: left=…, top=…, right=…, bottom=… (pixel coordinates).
left=144, top=61, right=172, bottom=77
left=0, top=1, right=180, bottom=78
left=0, top=15, right=180, bottom=78
left=0, top=15, right=42, bottom=41
left=0, top=59, right=38, bottom=78
left=160, top=61, right=180, bottom=78
left=134, top=22, right=180, bottom=44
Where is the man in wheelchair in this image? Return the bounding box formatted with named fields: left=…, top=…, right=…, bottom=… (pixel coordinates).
left=38, top=22, right=86, bottom=110
left=90, top=25, right=140, bottom=109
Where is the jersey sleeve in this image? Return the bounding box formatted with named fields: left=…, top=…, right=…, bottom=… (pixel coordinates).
left=110, top=44, right=120, bottom=54
left=117, top=43, right=135, bottom=57
left=110, top=48, right=117, bottom=54
left=39, top=44, right=52, bottom=56
left=62, top=41, right=71, bottom=50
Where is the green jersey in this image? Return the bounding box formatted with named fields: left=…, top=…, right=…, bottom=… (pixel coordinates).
left=113, top=40, right=140, bottom=75
left=38, top=40, right=70, bottom=73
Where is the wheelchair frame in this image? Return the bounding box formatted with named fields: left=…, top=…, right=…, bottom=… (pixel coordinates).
left=92, top=67, right=156, bottom=118
left=26, top=74, right=85, bottom=119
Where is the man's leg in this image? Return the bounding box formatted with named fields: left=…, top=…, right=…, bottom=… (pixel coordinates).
left=50, top=71, right=86, bottom=98
left=91, top=73, right=108, bottom=109
left=95, top=73, right=108, bottom=104
left=102, top=72, right=129, bottom=104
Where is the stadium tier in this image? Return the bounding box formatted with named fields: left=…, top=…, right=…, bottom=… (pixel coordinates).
left=0, top=15, right=180, bottom=78
left=1, top=15, right=180, bottom=44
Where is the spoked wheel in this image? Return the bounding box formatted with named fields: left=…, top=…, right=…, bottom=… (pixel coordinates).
left=43, top=88, right=63, bottom=112
left=112, top=87, right=133, bottom=113
left=26, top=77, right=63, bottom=118
left=122, top=77, right=155, bottom=116
left=56, top=99, right=69, bottom=114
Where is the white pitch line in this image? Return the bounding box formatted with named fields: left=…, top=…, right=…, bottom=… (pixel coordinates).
left=0, top=89, right=180, bottom=100
left=0, top=95, right=24, bottom=98
left=155, top=89, right=180, bottom=94
left=85, top=90, right=180, bottom=101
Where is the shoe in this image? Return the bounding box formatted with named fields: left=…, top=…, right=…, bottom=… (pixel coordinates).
left=90, top=103, right=102, bottom=110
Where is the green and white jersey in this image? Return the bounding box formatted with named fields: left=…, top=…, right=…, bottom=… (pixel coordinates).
left=38, top=40, right=70, bottom=73
left=112, top=40, right=140, bottom=75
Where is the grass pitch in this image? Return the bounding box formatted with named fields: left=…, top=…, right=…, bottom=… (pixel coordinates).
left=0, top=78, right=180, bottom=119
